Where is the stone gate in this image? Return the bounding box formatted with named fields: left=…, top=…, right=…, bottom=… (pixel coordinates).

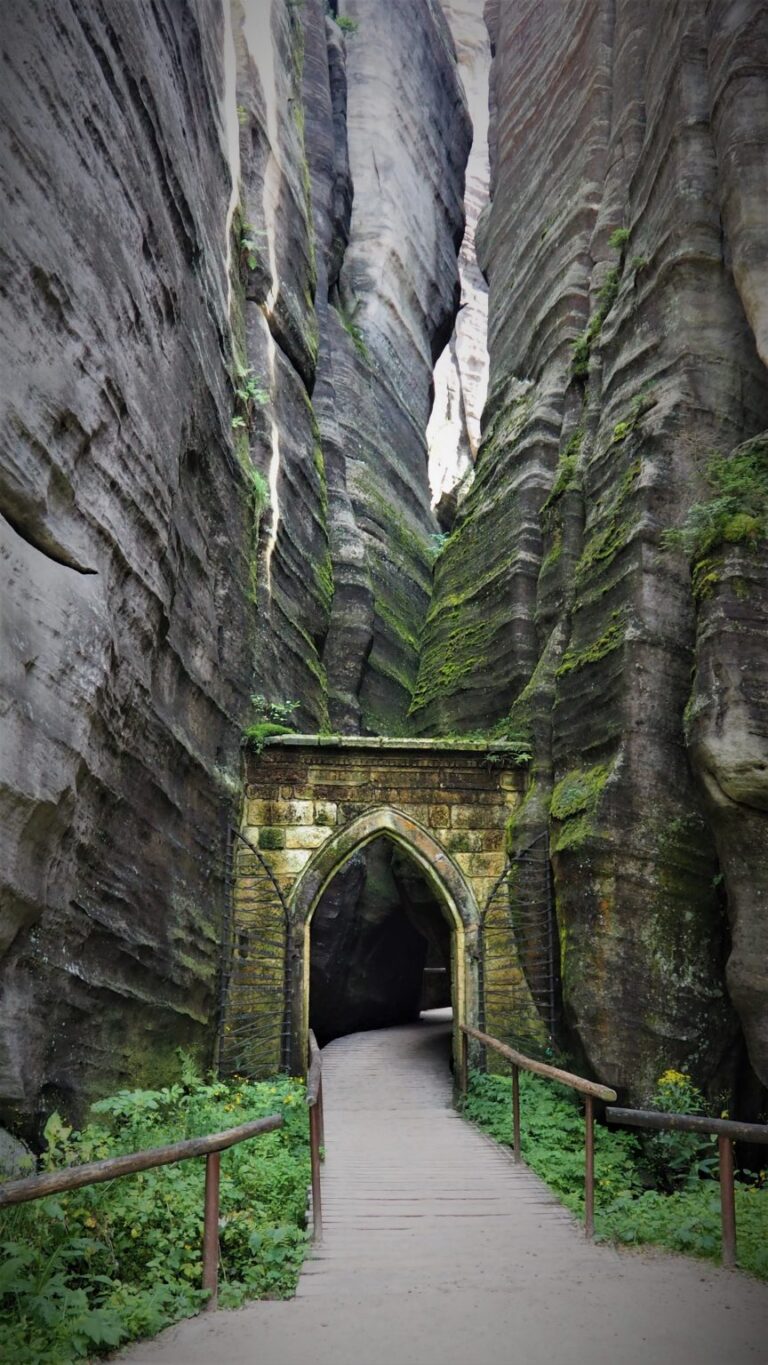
left=223, top=736, right=533, bottom=1075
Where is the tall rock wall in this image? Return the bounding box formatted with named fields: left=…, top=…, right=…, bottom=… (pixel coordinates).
left=0, top=0, right=470, bottom=1130
left=317, top=0, right=471, bottom=733
left=0, top=0, right=256, bottom=1131
left=414, top=0, right=768, bottom=1102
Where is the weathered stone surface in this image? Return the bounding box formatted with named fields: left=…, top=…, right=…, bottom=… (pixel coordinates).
left=0, top=0, right=476, bottom=1129
left=316, top=0, right=472, bottom=733
left=0, top=0, right=255, bottom=1132
left=241, top=740, right=523, bottom=913
left=687, top=527, right=768, bottom=1087
left=427, top=0, right=491, bottom=509
left=414, top=0, right=768, bottom=1104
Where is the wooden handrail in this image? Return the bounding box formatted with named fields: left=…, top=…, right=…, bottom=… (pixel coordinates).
left=461, top=1025, right=617, bottom=1101
left=0, top=1115, right=283, bottom=1207
left=460, top=1024, right=617, bottom=1238
left=608, top=1106, right=768, bottom=1269
left=0, top=1114, right=283, bottom=1312
left=607, top=1108, right=768, bottom=1144
left=307, top=1030, right=324, bottom=1241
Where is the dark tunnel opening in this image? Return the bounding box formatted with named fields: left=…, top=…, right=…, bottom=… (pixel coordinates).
left=309, top=835, right=453, bottom=1047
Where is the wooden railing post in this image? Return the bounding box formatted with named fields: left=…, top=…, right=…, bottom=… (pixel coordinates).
left=459, top=1028, right=468, bottom=1097
left=511, top=1064, right=521, bottom=1162
left=718, top=1136, right=736, bottom=1269
left=202, top=1151, right=221, bottom=1310
left=584, top=1094, right=594, bottom=1239
left=310, top=1100, right=323, bottom=1241
left=307, top=1030, right=324, bottom=1240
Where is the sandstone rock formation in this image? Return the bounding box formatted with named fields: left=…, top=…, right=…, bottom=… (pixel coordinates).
left=0, top=0, right=471, bottom=1130
left=0, top=0, right=256, bottom=1131
left=414, top=0, right=768, bottom=1103
left=2, top=0, right=767, bottom=1130
left=427, top=0, right=491, bottom=510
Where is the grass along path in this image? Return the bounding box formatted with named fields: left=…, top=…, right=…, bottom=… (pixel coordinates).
left=463, top=1069, right=768, bottom=1279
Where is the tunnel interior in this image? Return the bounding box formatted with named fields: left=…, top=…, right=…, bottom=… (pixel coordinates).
left=309, top=836, right=454, bottom=1047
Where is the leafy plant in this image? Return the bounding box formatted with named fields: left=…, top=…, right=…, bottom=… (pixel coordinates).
left=250, top=696, right=300, bottom=726
left=640, top=1070, right=717, bottom=1192
left=464, top=1068, right=768, bottom=1278
left=239, top=223, right=265, bottom=271
left=243, top=696, right=301, bottom=752
left=335, top=15, right=358, bottom=33
left=608, top=227, right=630, bottom=249
left=662, top=437, right=768, bottom=563
left=333, top=298, right=369, bottom=361
left=232, top=362, right=269, bottom=433
left=0, top=1068, right=311, bottom=1362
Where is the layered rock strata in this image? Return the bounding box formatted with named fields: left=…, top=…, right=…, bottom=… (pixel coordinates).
left=0, top=0, right=255, bottom=1131
left=0, top=0, right=471, bottom=1128
left=315, top=0, right=471, bottom=733
left=414, top=0, right=768, bottom=1102
left=427, top=0, right=491, bottom=511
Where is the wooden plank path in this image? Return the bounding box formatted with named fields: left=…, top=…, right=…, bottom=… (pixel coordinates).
left=121, top=1013, right=768, bottom=1364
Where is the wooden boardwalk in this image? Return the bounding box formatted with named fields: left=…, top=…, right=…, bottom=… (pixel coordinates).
left=122, top=1013, right=768, bottom=1364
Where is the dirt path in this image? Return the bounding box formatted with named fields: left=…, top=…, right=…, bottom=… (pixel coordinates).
left=119, top=1014, right=768, bottom=1364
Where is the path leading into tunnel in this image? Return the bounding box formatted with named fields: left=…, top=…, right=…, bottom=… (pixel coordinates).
left=121, top=1012, right=768, bottom=1365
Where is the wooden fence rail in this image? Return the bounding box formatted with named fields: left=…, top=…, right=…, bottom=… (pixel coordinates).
left=460, top=1024, right=617, bottom=1238
left=607, top=1106, right=768, bottom=1269
left=307, top=1029, right=324, bottom=1241
left=0, top=1115, right=284, bottom=1311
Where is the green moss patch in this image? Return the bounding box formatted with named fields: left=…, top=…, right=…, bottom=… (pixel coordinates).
left=556, top=610, right=626, bottom=677
left=550, top=762, right=612, bottom=852
left=242, top=723, right=295, bottom=753
left=663, top=436, right=768, bottom=564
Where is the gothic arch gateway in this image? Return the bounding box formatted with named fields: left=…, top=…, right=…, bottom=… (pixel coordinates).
left=289, top=806, right=477, bottom=1072
left=222, top=735, right=528, bottom=1076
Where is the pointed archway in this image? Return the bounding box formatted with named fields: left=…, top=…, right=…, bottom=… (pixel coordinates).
left=287, top=807, right=481, bottom=1071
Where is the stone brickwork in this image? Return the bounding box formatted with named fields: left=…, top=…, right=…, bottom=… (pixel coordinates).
left=242, top=736, right=525, bottom=914
left=229, top=737, right=527, bottom=1074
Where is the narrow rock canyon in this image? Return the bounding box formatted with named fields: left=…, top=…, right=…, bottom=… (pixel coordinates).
left=1, top=0, right=766, bottom=1134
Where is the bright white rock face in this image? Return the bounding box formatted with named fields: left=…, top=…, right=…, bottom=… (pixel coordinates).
left=428, top=0, right=491, bottom=509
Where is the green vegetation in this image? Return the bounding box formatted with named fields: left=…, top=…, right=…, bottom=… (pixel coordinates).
left=571, top=266, right=621, bottom=379
left=574, top=460, right=641, bottom=587
left=550, top=762, right=612, bottom=851
left=258, top=827, right=286, bottom=851
left=239, top=222, right=265, bottom=272
left=334, top=299, right=369, bottom=361
left=232, top=362, right=269, bottom=432
left=556, top=610, right=626, bottom=677
left=335, top=15, right=359, bottom=33
left=243, top=696, right=300, bottom=751
left=541, top=430, right=583, bottom=527
left=663, top=437, right=768, bottom=563
left=463, top=1069, right=768, bottom=1278
left=248, top=467, right=270, bottom=515
left=571, top=225, right=633, bottom=379
left=0, top=1068, right=311, bottom=1363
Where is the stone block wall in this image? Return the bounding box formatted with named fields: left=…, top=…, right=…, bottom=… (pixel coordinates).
left=229, top=735, right=529, bottom=1071
left=241, top=737, right=525, bottom=914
